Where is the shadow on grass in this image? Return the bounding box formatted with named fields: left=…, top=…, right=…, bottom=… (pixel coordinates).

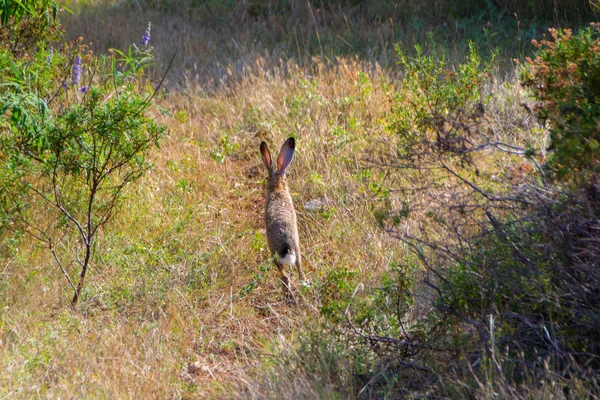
left=61, top=0, right=596, bottom=88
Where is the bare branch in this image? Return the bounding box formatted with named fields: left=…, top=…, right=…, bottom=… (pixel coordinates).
left=48, top=240, right=77, bottom=294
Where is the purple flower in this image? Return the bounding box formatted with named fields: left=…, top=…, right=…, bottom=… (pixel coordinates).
left=80, top=86, right=89, bottom=94
left=141, top=22, right=151, bottom=46
left=72, top=55, right=81, bottom=86
left=62, top=80, right=69, bottom=91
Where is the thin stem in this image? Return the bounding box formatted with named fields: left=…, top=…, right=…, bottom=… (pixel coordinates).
left=49, top=241, right=77, bottom=294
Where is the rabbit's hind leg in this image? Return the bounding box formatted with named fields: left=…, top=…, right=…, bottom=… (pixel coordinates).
left=295, top=252, right=305, bottom=282
left=274, top=260, right=293, bottom=301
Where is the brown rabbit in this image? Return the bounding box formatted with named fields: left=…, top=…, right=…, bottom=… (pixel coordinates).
left=260, top=137, right=305, bottom=294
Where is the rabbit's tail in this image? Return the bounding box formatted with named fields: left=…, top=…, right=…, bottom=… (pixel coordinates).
left=278, top=246, right=297, bottom=266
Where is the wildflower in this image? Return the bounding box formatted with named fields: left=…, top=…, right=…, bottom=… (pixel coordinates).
left=62, top=80, right=69, bottom=91
left=80, top=86, right=89, bottom=94
left=141, top=22, right=151, bottom=46
left=72, top=55, right=81, bottom=86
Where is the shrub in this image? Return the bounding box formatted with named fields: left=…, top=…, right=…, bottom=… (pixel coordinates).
left=305, top=39, right=600, bottom=398
left=522, top=25, right=600, bottom=182
left=0, top=0, right=166, bottom=306
left=0, top=0, right=60, bottom=56
left=369, top=36, right=600, bottom=397
left=387, top=42, right=493, bottom=171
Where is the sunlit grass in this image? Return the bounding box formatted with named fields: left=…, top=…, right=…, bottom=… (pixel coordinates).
left=0, top=53, right=406, bottom=396
left=1, top=1, right=580, bottom=398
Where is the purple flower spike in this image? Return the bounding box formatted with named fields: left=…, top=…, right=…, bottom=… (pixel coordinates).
left=72, top=55, right=81, bottom=86
left=80, top=86, right=89, bottom=94
left=62, top=80, right=69, bottom=91
left=141, top=22, right=151, bottom=46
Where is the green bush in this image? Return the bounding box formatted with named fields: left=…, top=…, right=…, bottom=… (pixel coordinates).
left=304, top=39, right=600, bottom=398
left=317, top=267, right=358, bottom=323
left=386, top=42, right=493, bottom=173
left=373, top=37, right=600, bottom=397
left=0, top=0, right=60, bottom=56
left=0, top=0, right=165, bottom=306
left=522, top=25, right=600, bottom=182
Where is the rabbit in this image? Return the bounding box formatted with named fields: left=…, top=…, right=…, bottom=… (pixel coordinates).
left=260, top=137, right=305, bottom=294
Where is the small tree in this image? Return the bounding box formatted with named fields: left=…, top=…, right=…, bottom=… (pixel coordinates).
left=0, top=2, right=165, bottom=307
left=32, top=88, right=164, bottom=306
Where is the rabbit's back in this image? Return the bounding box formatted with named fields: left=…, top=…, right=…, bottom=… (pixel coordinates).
left=265, top=188, right=300, bottom=258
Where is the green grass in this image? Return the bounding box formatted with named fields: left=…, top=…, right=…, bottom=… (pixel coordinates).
left=1, top=0, right=599, bottom=398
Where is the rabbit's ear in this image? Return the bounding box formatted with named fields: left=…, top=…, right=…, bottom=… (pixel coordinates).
left=260, top=142, right=273, bottom=172
left=277, top=137, right=295, bottom=172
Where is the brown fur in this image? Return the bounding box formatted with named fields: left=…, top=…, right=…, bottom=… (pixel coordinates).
left=260, top=138, right=305, bottom=294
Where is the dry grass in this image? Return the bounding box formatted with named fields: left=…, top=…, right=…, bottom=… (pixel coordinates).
left=0, top=50, right=402, bottom=400
left=0, top=1, right=557, bottom=398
